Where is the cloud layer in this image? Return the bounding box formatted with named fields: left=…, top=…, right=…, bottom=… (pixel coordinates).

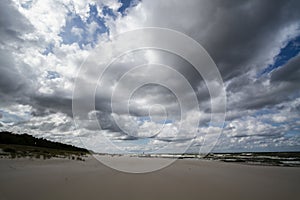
left=0, top=0, right=300, bottom=153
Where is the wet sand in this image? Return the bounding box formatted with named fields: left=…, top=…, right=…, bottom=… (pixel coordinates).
left=0, top=156, right=300, bottom=200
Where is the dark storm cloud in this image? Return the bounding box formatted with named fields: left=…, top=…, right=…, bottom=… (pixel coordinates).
left=96, top=111, right=123, bottom=133
left=271, top=55, right=300, bottom=83
left=0, top=50, right=27, bottom=94
left=226, top=74, right=253, bottom=94
left=0, top=0, right=35, bottom=97
left=91, top=49, right=211, bottom=121
left=225, top=55, right=300, bottom=113
left=112, top=0, right=300, bottom=118
left=226, top=84, right=298, bottom=113
left=0, top=0, right=34, bottom=44
left=30, top=96, right=73, bottom=116
left=129, top=0, right=300, bottom=81
left=196, top=0, right=300, bottom=81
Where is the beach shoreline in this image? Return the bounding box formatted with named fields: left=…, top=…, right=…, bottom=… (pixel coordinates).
left=1, top=156, right=300, bottom=200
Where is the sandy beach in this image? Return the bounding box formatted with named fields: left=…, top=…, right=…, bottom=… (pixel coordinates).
left=0, top=156, right=300, bottom=200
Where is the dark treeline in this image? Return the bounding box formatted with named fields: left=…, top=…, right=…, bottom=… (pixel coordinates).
left=0, top=131, right=89, bottom=153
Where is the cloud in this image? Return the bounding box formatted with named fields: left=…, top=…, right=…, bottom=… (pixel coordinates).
left=271, top=54, right=300, bottom=83
left=0, top=1, right=36, bottom=97
left=110, top=0, right=300, bottom=79
left=0, top=0, right=300, bottom=153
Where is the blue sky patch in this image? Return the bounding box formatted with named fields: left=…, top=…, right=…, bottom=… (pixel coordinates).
left=102, top=6, right=117, bottom=19
left=254, top=108, right=276, bottom=116
left=0, top=110, right=27, bottom=123
left=285, top=129, right=300, bottom=137
left=57, top=1, right=140, bottom=50
left=42, top=43, right=54, bottom=55
left=138, top=116, right=173, bottom=125
left=118, top=0, right=140, bottom=15
left=46, top=71, right=60, bottom=79
left=261, top=34, right=300, bottom=75
left=21, top=0, right=33, bottom=9
left=59, top=4, right=108, bottom=49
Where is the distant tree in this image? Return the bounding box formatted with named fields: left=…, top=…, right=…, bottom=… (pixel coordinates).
left=0, top=131, right=89, bottom=153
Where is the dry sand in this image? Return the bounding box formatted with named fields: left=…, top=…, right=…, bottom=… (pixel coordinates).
left=0, top=156, right=300, bottom=200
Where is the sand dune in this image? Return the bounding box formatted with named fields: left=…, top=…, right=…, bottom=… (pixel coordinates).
left=0, top=156, right=300, bottom=200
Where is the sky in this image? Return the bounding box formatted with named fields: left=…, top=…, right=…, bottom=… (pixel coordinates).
left=0, top=0, right=300, bottom=153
